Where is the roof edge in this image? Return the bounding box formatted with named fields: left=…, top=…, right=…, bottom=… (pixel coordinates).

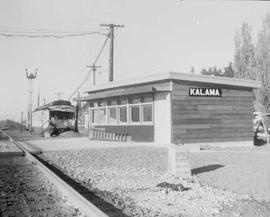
left=82, top=72, right=261, bottom=94
left=168, top=72, right=261, bottom=89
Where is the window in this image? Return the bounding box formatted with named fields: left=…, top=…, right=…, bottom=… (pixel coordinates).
left=109, top=107, right=117, bottom=124
left=143, top=104, right=152, bottom=122
left=99, top=108, right=107, bottom=124
left=131, top=106, right=140, bottom=123
left=119, top=106, right=127, bottom=123
left=90, top=109, right=98, bottom=124
left=89, top=94, right=153, bottom=126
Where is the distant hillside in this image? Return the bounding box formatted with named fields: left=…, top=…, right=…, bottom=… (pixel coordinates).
left=0, top=119, right=22, bottom=130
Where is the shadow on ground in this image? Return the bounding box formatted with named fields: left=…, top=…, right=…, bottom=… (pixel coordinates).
left=192, top=164, right=224, bottom=175
left=35, top=155, right=130, bottom=217
left=254, top=137, right=268, bottom=147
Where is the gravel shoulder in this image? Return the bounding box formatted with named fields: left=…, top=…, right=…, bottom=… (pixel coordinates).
left=40, top=145, right=270, bottom=217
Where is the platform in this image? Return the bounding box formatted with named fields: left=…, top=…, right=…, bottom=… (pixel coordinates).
left=0, top=141, right=24, bottom=157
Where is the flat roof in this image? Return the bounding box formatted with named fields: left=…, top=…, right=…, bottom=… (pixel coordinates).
left=82, top=72, right=261, bottom=94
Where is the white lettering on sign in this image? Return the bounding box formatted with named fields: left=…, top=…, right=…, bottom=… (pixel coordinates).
left=189, top=88, right=222, bottom=97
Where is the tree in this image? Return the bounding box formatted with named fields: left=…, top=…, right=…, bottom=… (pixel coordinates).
left=254, top=14, right=270, bottom=112
left=234, top=23, right=256, bottom=79
left=190, top=66, right=195, bottom=74
left=208, top=67, right=213, bottom=75
left=223, top=62, right=234, bottom=78
left=201, top=68, right=208, bottom=75
left=200, top=63, right=234, bottom=77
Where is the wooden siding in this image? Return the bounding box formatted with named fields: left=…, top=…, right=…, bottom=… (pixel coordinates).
left=94, top=125, right=154, bottom=142
left=171, top=81, right=254, bottom=144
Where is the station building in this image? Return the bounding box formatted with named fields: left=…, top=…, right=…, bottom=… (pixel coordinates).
left=76, top=72, right=260, bottom=147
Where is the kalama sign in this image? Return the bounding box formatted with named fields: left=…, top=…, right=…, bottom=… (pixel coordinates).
left=189, top=88, right=222, bottom=97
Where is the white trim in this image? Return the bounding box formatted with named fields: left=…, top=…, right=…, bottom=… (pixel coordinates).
left=154, top=92, right=171, bottom=143
left=82, top=72, right=261, bottom=94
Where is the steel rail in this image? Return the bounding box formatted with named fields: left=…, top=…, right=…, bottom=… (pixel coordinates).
left=1, top=130, right=108, bottom=217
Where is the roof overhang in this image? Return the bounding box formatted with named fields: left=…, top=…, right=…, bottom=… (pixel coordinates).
left=169, top=72, right=261, bottom=88
left=76, top=72, right=261, bottom=102
left=34, top=105, right=75, bottom=113
left=49, top=105, right=75, bottom=113
left=75, top=83, right=171, bottom=101
left=85, top=72, right=260, bottom=92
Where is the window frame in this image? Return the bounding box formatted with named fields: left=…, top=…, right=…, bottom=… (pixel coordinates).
left=88, top=95, right=154, bottom=126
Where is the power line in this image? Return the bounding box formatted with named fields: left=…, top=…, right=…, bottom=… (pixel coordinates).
left=68, top=34, right=110, bottom=100
left=0, top=31, right=107, bottom=38
left=68, top=23, right=124, bottom=99
left=0, top=25, right=107, bottom=34
left=93, top=35, right=110, bottom=65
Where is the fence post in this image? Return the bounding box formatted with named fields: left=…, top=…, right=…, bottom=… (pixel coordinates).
left=167, top=143, right=191, bottom=179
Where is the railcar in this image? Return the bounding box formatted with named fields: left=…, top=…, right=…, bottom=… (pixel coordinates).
left=32, top=100, right=76, bottom=136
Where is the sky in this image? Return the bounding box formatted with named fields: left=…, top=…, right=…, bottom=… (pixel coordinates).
left=0, top=0, right=270, bottom=122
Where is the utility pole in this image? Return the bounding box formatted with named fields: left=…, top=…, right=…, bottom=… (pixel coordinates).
left=87, top=65, right=101, bottom=85
left=20, top=111, right=23, bottom=133
left=75, top=92, right=80, bottom=132
left=37, top=88, right=40, bottom=107
left=43, top=98, right=46, bottom=105
left=55, top=92, right=63, bottom=100
left=25, top=68, right=38, bottom=132
left=100, top=24, right=124, bottom=82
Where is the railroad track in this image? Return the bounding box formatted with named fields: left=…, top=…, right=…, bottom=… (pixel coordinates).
left=0, top=130, right=127, bottom=217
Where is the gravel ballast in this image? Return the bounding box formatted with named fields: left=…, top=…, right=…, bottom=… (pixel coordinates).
left=39, top=146, right=270, bottom=217
left=0, top=157, right=84, bottom=217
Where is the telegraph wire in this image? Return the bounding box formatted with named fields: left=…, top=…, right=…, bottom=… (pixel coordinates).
left=0, top=25, right=107, bottom=34
left=0, top=31, right=108, bottom=38
left=0, top=25, right=111, bottom=99
left=93, top=35, right=110, bottom=65
left=68, top=34, right=110, bottom=100
left=0, top=25, right=108, bottom=37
